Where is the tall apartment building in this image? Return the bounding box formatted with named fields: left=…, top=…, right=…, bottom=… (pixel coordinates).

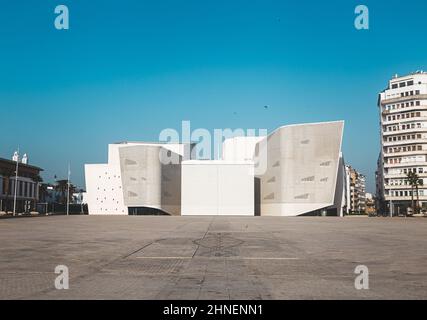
left=377, top=71, right=427, bottom=214
left=345, top=165, right=366, bottom=214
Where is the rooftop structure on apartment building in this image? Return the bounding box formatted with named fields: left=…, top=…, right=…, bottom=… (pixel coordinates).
left=84, top=121, right=345, bottom=216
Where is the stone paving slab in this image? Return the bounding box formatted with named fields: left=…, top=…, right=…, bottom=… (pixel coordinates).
left=0, top=215, right=426, bottom=299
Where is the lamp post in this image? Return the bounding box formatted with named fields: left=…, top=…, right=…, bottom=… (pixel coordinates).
left=66, top=163, right=70, bottom=216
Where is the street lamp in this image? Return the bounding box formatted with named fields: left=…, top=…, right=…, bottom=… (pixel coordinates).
left=66, top=163, right=70, bottom=216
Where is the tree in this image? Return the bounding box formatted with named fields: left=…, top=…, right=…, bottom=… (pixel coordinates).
left=55, top=180, right=68, bottom=204
left=54, top=180, right=77, bottom=205
left=405, top=171, right=423, bottom=215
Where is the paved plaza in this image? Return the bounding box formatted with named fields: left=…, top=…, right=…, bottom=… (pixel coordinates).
left=0, top=215, right=426, bottom=299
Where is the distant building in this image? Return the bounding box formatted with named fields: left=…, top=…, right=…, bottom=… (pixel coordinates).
left=377, top=71, right=427, bottom=214
left=345, top=165, right=367, bottom=214
left=365, top=192, right=376, bottom=215
left=72, top=191, right=86, bottom=205
left=0, top=156, right=43, bottom=214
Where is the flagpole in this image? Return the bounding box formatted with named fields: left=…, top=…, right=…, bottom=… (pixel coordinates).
left=13, top=148, right=19, bottom=216
left=66, top=163, right=70, bottom=216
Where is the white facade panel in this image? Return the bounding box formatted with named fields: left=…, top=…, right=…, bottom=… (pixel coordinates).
left=181, top=161, right=254, bottom=216
left=84, top=164, right=126, bottom=215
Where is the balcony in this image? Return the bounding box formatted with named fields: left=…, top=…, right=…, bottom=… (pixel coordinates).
left=382, top=116, right=427, bottom=125
left=383, top=139, right=427, bottom=147
left=385, top=184, right=413, bottom=190
left=384, top=150, right=427, bottom=157
left=382, top=104, right=427, bottom=115
left=385, top=195, right=427, bottom=201
left=384, top=161, right=427, bottom=168
left=383, top=127, right=427, bottom=136
left=384, top=172, right=427, bottom=179
left=380, top=94, right=427, bottom=106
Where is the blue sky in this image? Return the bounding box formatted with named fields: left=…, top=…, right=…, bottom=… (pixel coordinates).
left=1, top=0, right=427, bottom=192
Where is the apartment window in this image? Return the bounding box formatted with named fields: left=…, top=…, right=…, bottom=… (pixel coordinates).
left=417, top=134, right=422, bottom=139
left=407, top=80, right=414, bottom=86
left=410, top=91, right=414, bottom=95
left=416, top=101, right=420, bottom=106
left=401, top=93, right=405, bottom=97
left=418, top=145, right=422, bottom=151
left=400, top=82, right=406, bottom=87
left=392, top=84, right=398, bottom=89
left=416, top=90, right=420, bottom=95
left=416, top=112, right=421, bottom=117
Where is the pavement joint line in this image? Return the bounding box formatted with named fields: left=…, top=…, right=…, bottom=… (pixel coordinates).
left=135, top=256, right=193, bottom=259
left=122, top=241, right=154, bottom=259
left=191, top=216, right=214, bottom=258
left=134, top=256, right=299, bottom=260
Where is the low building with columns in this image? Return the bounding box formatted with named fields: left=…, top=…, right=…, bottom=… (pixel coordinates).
left=0, top=157, right=43, bottom=214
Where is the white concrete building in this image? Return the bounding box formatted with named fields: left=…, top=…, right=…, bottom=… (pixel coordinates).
left=377, top=71, right=427, bottom=213
left=85, top=121, right=345, bottom=216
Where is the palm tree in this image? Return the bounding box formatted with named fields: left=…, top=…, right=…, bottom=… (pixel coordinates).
left=405, top=171, right=423, bottom=215
left=55, top=180, right=68, bottom=204
left=55, top=180, right=77, bottom=205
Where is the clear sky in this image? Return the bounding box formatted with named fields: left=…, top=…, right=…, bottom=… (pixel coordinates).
left=1, top=0, right=427, bottom=192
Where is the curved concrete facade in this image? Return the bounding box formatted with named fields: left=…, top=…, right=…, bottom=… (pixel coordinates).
left=255, top=121, right=344, bottom=216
